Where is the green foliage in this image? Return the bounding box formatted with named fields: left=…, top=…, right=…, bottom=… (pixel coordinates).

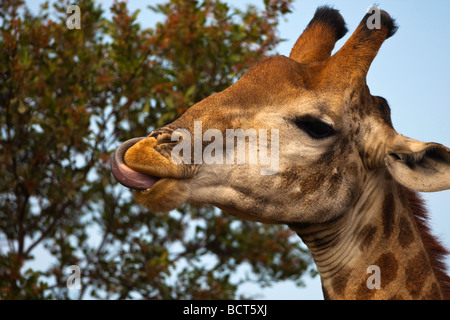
left=0, top=0, right=314, bottom=299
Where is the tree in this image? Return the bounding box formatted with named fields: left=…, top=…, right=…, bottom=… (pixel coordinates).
left=0, top=0, right=315, bottom=299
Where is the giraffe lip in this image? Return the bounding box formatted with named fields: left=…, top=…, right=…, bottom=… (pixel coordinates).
left=110, top=137, right=160, bottom=190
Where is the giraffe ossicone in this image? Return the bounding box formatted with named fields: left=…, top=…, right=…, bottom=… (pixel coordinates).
left=111, top=6, right=450, bottom=299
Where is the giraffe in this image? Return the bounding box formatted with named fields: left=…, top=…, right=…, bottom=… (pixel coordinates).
left=110, top=6, right=450, bottom=299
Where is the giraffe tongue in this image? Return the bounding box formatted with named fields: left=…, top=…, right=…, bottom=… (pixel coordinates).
left=110, top=137, right=159, bottom=190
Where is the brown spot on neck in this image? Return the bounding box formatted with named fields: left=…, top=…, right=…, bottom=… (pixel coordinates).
left=398, top=216, right=414, bottom=248
left=331, top=267, right=351, bottom=297
left=375, top=252, right=398, bottom=288
left=359, top=225, right=377, bottom=251
left=406, top=253, right=432, bottom=298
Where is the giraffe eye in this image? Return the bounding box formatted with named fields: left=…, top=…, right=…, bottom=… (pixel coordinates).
left=294, top=116, right=336, bottom=139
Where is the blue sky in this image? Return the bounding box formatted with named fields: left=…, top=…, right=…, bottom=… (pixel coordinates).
left=25, top=0, right=450, bottom=300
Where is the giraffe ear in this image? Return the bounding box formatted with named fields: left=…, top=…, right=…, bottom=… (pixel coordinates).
left=385, top=135, right=450, bottom=192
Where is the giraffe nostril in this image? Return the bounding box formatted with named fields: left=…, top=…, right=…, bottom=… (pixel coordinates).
left=156, top=132, right=174, bottom=144
left=149, top=127, right=177, bottom=143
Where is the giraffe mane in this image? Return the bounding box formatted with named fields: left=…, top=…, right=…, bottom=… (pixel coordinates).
left=404, top=187, right=450, bottom=299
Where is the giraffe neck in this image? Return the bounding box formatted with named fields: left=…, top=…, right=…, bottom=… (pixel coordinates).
left=290, top=170, right=446, bottom=299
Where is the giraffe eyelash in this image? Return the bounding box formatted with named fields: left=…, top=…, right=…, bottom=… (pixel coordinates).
left=293, top=116, right=336, bottom=139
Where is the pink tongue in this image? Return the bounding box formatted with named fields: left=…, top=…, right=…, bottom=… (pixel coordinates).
left=110, top=137, right=159, bottom=190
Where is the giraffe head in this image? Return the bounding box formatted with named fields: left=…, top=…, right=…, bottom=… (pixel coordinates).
left=111, top=7, right=450, bottom=225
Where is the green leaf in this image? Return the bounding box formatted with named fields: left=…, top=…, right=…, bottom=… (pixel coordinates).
left=184, top=85, right=196, bottom=98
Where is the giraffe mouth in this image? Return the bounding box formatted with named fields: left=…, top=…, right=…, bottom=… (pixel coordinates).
left=110, top=137, right=160, bottom=190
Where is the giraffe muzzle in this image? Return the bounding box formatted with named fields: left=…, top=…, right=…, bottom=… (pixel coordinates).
left=110, top=137, right=160, bottom=190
